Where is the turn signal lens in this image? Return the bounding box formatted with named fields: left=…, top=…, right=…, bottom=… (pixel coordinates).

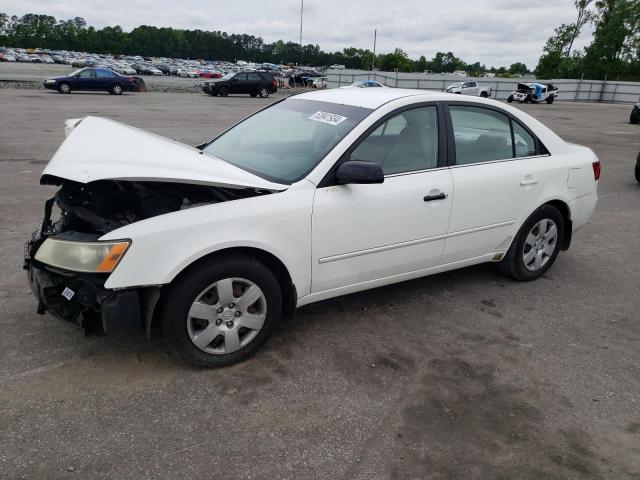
left=592, top=161, right=601, bottom=181
left=96, top=242, right=129, bottom=272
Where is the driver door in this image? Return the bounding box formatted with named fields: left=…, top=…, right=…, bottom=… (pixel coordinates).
left=311, top=105, right=453, bottom=293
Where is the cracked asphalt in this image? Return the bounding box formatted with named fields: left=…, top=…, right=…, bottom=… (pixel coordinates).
left=0, top=87, right=639, bottom=479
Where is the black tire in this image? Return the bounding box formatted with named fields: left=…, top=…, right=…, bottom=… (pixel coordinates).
left=161, top=254, right=282, bottom=367
left=630, top=106, right=639, bottom=124
left=546, top=95, right=555, bottom=104
left=258, top=86, right=270, bottom=98
left=507, top=94, right=514, bottom=103
left=218, top=87, right=229, bottom=97
left=480, top=92, right=488, bottom=98
left=110, top=83, right=123, bottom=95
left=498, top=205, right=564, bottom=281
left=58, top=82, right=71, bottom=94
left=635, top=157, right=640, bottom=183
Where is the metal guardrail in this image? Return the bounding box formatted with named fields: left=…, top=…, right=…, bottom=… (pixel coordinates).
left=326, top=70, right=640, bottom=104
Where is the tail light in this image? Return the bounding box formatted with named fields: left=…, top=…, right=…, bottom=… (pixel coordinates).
left=272, top=79, right=277, bottom=88
left=592, top=161, right=601, bottom=180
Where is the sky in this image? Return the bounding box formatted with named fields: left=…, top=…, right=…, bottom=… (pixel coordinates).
left=4, top=0, right=595, bottom=68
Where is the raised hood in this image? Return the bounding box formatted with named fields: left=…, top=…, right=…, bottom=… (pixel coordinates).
left=41, top=116, right=287, bottom=191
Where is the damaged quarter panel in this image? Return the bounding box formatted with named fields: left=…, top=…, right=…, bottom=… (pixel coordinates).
left=98, top=179, right=315, bottom=295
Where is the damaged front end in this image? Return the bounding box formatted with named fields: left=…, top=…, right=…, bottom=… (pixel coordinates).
left=25, top=179, right=270, bottom=336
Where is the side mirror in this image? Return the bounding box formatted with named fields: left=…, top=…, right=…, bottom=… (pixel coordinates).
left=335, top=160, right=384, bottom=185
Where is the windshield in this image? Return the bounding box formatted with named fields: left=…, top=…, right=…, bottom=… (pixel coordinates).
left=449, top=82, right=463, bottom=88
left=69, top=68, right=85, bottom=76
left=350, top=81, right=365, bottom=87
left=220, top=72, right=236, bottom=80
left=204, top=99, right=373, bottom=184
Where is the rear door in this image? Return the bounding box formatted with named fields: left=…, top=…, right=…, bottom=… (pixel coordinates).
left=442, top=103, right=548, bottom=263
left=94, top=69, right=115, bottom=89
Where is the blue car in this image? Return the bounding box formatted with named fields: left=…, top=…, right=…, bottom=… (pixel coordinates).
left=43, top=67, right=143, bottom=95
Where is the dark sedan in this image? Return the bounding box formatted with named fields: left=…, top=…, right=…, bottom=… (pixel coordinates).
left=43, top=67, right=143, bottom=95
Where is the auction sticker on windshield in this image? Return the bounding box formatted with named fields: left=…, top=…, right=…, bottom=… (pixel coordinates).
left=308, top=111, right=347, bottom=126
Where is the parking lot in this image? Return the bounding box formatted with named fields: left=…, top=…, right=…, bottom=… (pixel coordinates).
left=1, top=88, right=639, bottom=479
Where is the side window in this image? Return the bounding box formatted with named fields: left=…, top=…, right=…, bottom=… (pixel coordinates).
left=350, top=106, right=439, bottom=175
left=512, top=121, right=537, bottom=157
left=235, top=73, right=247, bottom=82
left=450, top=106, right=513, bottom=164
left=469, top=82, right=477, bottom=88
left=96, top=69, right=114, bottom=78
left=78, top=69, right=94, bottom=78
left=247, top=73, right=261, bottom=82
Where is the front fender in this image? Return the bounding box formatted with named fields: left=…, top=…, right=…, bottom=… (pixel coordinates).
left=100, top=181, right=315, bottom=297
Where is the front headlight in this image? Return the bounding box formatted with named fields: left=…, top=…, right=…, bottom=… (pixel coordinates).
left=44, top=79, right=55, bottom=84
left=34, top=239, right=130, bottom=273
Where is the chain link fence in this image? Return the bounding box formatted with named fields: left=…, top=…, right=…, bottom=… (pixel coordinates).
left=326, top=69, right=640, bottom=104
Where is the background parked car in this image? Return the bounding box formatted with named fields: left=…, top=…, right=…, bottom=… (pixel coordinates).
left=342, top=80, right=386, bottom=88
left=445, top=81, right=492, bottom=97
left=508, top=83, right=559, bottom=104
left=630, top=103, right=639, bottom=124
left=43, top=67, right=144, bottom=95
left=202, top=71, right=277, bottom=97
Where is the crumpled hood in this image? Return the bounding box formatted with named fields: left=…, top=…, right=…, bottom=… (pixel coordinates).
left=41, top=116, right=287, bottom=191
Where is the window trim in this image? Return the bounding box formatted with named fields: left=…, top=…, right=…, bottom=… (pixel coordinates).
left=318, top=101, right=447, bottom=188
left=443, top=101, right=549, bottom=167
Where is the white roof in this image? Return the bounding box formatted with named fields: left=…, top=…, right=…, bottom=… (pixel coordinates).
left=293, top=88, right=443, bottom=109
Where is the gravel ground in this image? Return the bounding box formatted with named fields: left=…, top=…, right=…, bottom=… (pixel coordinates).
left=0, top=86, right=639, bottom=480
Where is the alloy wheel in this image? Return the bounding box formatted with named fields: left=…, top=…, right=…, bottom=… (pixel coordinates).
left=522, top=219, right=558, bottom=271
left=186, top=277, right=267, bottom=354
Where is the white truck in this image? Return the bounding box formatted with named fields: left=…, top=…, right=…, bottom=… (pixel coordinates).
left=445, top=80, right=492, bottom=97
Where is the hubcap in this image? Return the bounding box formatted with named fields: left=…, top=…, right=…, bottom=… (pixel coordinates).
left=522, top=219, right=558, bottom=271
left=186, top=278, right=267, bottom=354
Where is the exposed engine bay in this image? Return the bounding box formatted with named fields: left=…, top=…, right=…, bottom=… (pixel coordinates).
left=44, top=179, right=270, bottom=236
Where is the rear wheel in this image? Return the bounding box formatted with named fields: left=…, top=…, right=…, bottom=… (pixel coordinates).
left=630, top=106, right=639, bottom=124
left=480, top=92, right=488, bottom=98
left=161, top=254, right=282, bottom=367
left=546, top=95, right=555, bottom=104
left=218, top=87, right=229, bottom=97
left=635, top=157, right=640, bottom=183
left=507, top=94, right=514, bottom=103
left=58, top=82, right=71, bottom=94
left=498, top=205, right=564, bottom=281
left=258, top=86, right=270, bottom=98
left=110, top=83, right=123, bottom=95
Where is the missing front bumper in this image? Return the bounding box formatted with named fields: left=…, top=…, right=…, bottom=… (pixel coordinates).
left=26, top=262, right=141, bottom=336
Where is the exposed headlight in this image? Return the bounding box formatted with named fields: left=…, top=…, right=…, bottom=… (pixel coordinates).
left=35, top=239, right=130, bottom=273
left=44, top=79, right=55, bottom=83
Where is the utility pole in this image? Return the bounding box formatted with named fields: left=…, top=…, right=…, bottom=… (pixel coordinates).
left=372, top=28, right=377, bottom=71
left=299, top=0, right=304, bottom=64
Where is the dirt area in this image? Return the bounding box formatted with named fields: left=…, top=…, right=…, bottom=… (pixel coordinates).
left=0, top=86, right=639, bottom=479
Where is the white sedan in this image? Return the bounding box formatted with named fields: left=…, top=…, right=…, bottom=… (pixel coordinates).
left=25, top=89, right=599, bottom=366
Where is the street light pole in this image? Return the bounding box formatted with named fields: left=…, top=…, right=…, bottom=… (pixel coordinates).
left=372, top=28, right=377, bottom=71
left=299, top=0, right=304, bottom=64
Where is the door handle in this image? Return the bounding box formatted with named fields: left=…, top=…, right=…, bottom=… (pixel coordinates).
left=520, top=177, right=539, bottom=186
left=424, top=192, right=447, bottom=202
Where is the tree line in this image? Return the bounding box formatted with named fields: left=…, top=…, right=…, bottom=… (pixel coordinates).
left=2, top=4, right=638, bottom=80
left=535, top=0, right=639, bottom=80
left=0, top=12, right=531, bottom=75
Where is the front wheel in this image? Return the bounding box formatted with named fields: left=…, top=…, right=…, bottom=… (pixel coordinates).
left=110, top=83, right=123, bottom=95
left=507, top=94, right=514, bottom=103
left=635, top=157, right=640, bottom=183
left=258, top=87, right=270, bottom=98
left=58, top=82, right=71, bottom=94
left=546, top=95, right=555, bottom=104
left=218, top=87, right=229, bottom=97
left=161, top=254, right=282, bottom=367
left=498, top=205, right=564, bottom=281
